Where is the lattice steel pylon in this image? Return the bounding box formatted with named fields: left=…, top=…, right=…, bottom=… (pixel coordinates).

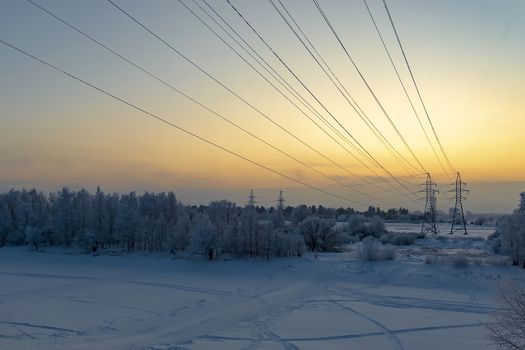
left=449, top=172, right=469, bottom=235
left=277, top=190, right=285, bottom=211
left=248, top=189, right=256, bottom=207
left=519, top=192, right=525, bottom=216
left=420, top=173, right=439, bottom=235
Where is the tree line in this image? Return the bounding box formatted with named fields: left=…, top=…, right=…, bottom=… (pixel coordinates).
left=0, top=187, right=403, bottom=259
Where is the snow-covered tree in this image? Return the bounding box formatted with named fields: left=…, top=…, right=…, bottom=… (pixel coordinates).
left=291, top=205, right=309, bottom=225
left=171, top=206, right=191, bottom=252
left=0, top=199, right=11, bottom=247
left=73, top=188, right=92, bottom=240
left=496, top=215, right=525, bottom=267
left=272, top=228, right=305, bottom=257
left=116, top=192, right=141, bottom=252
left=240, top=206, right=259, bottom=257
left=207, top=200, right=237, bottom=254
left=190, top=215, right=218, bottom=260
left=25, top=225, right=42, bottom=250
left=297, top=216, right=338, bottom=252
left=52, top=187, right=75, bottom=246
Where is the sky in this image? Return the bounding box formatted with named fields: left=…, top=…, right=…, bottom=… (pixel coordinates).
left=0, top=0, right=524, bottom=213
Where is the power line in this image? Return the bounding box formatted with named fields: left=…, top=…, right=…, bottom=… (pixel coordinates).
left=173, top=0, right=386, bottom=200
left=105, top=0, right=414, bottom=200
left=312, top=0, right=427, bottom=174
left=225, top=0, right=418, bottom=200
left=188, top=0, right=388, bottom=189
left=24, top=0, right=376, bottom=204
left=198, top=0, right=348, bottom=145
left=382, top=0, right=455, bottom=173
left=269, top=0, right=421, bottom=177
left=225, top=0, right=389, bottom=174
left=198, top=0, right=426, bottom=196
left=362, top=0, right=450, bottom=179
left=0, top=38, right=363, bottom=206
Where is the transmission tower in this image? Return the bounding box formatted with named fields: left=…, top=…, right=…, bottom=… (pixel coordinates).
left=420, top=173, right=439, bottom=235
left=277, top=190, right=285, bottom=211
left=449, top=172, right=469, bottom=235
left=519, top=192, right=525, bottom=216
left=248, top=189, right=256, bottom=207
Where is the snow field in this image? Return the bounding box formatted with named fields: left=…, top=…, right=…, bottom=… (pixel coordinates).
left=0, top=237, right=522, bottom=350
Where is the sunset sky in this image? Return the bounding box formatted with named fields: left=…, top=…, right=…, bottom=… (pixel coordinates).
left=1, top=0, right=524, bottom=212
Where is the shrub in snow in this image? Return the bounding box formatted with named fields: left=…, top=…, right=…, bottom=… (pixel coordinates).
left=451, top=255, right=469, bottom=268
left=379, top=246, right=396, bottom=260
left=297, top=216, right=340, bottom=252
left=348, top=214, right=367, bottom=237
left=380, top=232, right=418, bottom=246
left=415, top=232, right=426, bottom=239
left=356, top=237, right=397, bottom=262
left=370, top=216, right=386, bottom=236
left=356, top=236, right=380, bottom=261
left=347, top=215, right=386, bottom=239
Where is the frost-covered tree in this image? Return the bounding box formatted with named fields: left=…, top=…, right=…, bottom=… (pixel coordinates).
left=25, top=225, right=41, bottom=250
left=272, top=228, right=305, bottom=257
left=190, top=215, right=218, bottom=260
left=53, top=188, right=75, bottom=246
left=240, top=206, right=259, bottom=257
left=78, top=229, right=97, bottom=253
left=116, top=192, right=141, bottom=252
left=496, top=215, right=525, bottom=267
left=291, top=205, right=309, bottom=225
left=491, top=193, right=525, bottom=267
left=297, top=216, right=338, bottom=252
left=171, top=206, right=191, bottom=252
left=0, top=199, right=11, bottom=247
left=207, top=200, right=237, bottom=254
left=105, top=193, right=119, bottom=247
left=73, top=188, right=92, bottom=241
left=93, top=186, right=107, bottom=248
left=0, top=187, right=405, bottom=260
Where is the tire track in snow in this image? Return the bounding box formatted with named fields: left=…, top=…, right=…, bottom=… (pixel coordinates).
left=0, top=321, right=85, bottom=335
left=330, top=289, right=496, bottom=314
left=331, top=300, right=405, bottom=350
left=201, top=322, right=488, bottom=342
left=259, top=321, right=299, bottom=350
left=44, top=295, right=162, bottom=316
left=124, top=280, right=232, bottom=296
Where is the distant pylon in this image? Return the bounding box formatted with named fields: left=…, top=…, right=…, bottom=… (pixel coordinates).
left=420, top=173, right=439, bottom=235
left=277, top=190, right=285, bottom=211
left=519, top=192, right=525, bottom=216
left=248, top=189, right=256, bottom=207
left=449, top=172, right=469, bottom=235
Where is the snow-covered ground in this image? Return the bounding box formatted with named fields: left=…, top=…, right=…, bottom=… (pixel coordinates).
left=0, top=238, right=522, bottom=350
